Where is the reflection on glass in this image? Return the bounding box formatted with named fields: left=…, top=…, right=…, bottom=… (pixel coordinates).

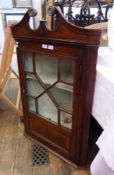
left=35, top=55, right=58, bottom=85
left=38, top=93, right=58, bottom=123
left=50, top=83, right=73, bottom=111
left=24, top=53, right=33, bottom=72
left=26, top=74, right=44, bottom=97
left=28, top=97, right=36, bottom=112
left=56, top=82, right=73, bottom=92
left=60, top=111, right=72, bottom=129
left=60, top=60, right=74, bottom=83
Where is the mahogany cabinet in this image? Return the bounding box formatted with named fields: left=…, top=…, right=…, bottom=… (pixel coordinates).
left=11, top=8, right=101, bottom=167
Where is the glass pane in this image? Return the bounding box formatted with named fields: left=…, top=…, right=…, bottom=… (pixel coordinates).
left=60, top=60, right=74, bottom=83
left=49, top=83, right=73, bottom=111
left=28, top=97, right=36, bottom=112
left=60, top=111, right=72, bottom=129
left=26, top=74, right=44, bottom=97
left=24, top=53, right=33, bottom=72
left=38, top=93, right=58, bottom=123
left=35, top=55, right=58, bottom=85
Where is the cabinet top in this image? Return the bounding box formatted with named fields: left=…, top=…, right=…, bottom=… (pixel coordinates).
left=11, top=7, right=101, bottom=46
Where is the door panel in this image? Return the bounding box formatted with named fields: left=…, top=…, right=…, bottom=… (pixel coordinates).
left=20, top=51, right=79, bottom=155
left=29, top=116, right=70, bottom=150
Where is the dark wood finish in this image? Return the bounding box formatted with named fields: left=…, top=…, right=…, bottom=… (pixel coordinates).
left=11, top=8, right=101, bottom=167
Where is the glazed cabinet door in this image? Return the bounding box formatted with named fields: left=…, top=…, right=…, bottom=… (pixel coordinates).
left=18, top=49, right=80, bottom=160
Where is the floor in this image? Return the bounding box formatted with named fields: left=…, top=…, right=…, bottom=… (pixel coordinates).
left=0, top=109, right=91, bottom=175
left=0, top=79, right=90, bottom=175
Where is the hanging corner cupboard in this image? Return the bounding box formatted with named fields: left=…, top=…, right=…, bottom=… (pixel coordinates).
left=11, top=8, right=101, bottom=167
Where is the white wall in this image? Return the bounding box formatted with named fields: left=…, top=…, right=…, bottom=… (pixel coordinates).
left=32, top=0, right=42, bottom=28
left=0, top=14, right=5, bottom=54
left=0, top=0, right=43, bottom=70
